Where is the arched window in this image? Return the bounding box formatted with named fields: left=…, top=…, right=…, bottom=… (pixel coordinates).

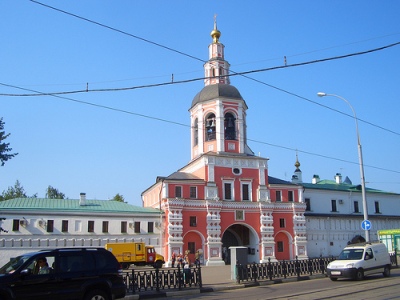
left=205, top=113, right=216, bottom=141
left=194, top=118, right=198, bottom=146
left=224, top=113, right=236, bottom=140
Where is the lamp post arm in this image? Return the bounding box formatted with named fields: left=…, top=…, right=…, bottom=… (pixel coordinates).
left=317, top=92, right=370, bottom=242
left=325, top=94, right=361, bottom=146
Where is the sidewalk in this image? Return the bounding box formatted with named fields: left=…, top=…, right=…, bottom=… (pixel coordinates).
left=123, top=265, right=327, bottom=299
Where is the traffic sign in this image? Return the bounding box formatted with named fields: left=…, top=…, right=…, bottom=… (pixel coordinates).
left=361, top=220, right=372, bottom=231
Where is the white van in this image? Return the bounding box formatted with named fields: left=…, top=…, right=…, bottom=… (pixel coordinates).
left=327, top=242, right=391, bottom=281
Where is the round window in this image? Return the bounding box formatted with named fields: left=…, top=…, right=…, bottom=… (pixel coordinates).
left=233, top=168, right=241, bottom=175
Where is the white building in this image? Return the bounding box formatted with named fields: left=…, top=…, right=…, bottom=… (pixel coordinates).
left=292, top=159, right=400, bottom=257
left=0, top=193, right=163, bottom=266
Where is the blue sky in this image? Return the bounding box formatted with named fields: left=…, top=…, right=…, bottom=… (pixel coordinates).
left=1, top=1, right=399, bottom=206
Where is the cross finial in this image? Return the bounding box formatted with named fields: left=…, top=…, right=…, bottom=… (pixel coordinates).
left=295, top=150, right=300, bottom=169
left=210, top=14, right=221, bottom=43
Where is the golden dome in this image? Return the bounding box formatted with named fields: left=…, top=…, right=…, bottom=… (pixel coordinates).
left=211, top=14, right=221, bottom=43
left=211, top=28, right=221, bottom=43
left=294, top=152, right=301, bottom=171
left=295, top=159, right=300, bottom=168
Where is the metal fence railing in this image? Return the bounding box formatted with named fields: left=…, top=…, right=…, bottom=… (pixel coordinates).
left=122, top=250, right=398, bottom=294
left=122, top=265, right=202, bottom=294
left=236, top=250, right=398, bottom=283
left=235, top=256, right=334, bottom=283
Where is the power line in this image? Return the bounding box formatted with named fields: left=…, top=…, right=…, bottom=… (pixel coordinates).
left=2, top=42, right=400, bottom=137
left=3, top=41, right=399, bottom=98
left=248, top=138, right=400, bottom=175
left=235, top=32, right=400, bottom=67
left=1, top=81, right=399, bottom=176
left=13, top=1, right=400, bottom=176
left=24, top=1, right=400, bottom=138
left=0, top=83, right=188, bottom=128
left=29, top=0, right=205, bottom=64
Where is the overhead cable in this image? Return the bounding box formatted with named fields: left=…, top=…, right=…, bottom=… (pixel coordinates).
left=1, top=81, right=399, bottom=175
left=2, top=41, right=399, bottom=98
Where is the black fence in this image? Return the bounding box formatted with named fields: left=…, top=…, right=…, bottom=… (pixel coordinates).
left=122, top=251, right=398, bottom=294
left=122, top=265, right=202, bottom=294
left=236, top=250, right=398, bottom=283
left=235, top=256, right=334, bottom=283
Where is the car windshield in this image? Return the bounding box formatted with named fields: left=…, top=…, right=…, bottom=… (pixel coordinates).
left=338, top=249, right=364, bottom=260
left=0, top=255, right=32, bottom=274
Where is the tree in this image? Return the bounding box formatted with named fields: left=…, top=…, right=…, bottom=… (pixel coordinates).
left=0, top=217, right=8, bottom=233
left=111, top=193, right=125, bottom=202
left=45, top=185, right=66, bottom=199
left=0, top=118, right=18, bottom=166
left=1, top=180, right=27, bottom=200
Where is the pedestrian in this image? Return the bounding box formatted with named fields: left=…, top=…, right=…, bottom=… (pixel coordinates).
left=178, top=253, right=183, bottom=267
left=222, top=247, right=228, bottom=264
left=184, top=254, right=190, bottom=267
left=171, top=252, right=176, bottom=267
left=195, top=250, right=200, bottom=267
left=183, top=256, right=191, bottom=284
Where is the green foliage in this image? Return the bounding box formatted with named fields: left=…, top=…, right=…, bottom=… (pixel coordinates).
left=45, top=185, right=66, bottom=199
left=0, top=118, right=18, bottom=166
left=0, top=217, right=8, bottom=233
left=1, top=180, right=27, bottom=200
left=0, top=180, right=38, bottom=201
left=111, top=193, right=125, bottom=202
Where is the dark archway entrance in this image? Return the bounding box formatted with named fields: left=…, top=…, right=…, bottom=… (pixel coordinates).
left=221, top=224, right=250, bottom=264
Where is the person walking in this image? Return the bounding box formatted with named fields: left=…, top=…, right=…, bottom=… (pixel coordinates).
left=171, top=252, right=176, bottom=267
left=195, top=250, right=200, bottom=267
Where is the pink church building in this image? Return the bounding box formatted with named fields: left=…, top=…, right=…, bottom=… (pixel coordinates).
left=142, top=21, right=307, bottom=266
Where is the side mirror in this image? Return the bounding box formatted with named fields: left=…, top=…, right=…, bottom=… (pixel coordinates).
left=20, top=269, right=32, bottom=276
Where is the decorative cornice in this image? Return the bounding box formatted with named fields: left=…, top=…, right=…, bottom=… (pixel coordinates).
left=165, top=198, right=308, bottom=213
left=213, top=157, right=267, bottom=169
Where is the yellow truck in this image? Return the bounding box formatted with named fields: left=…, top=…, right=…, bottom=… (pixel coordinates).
left=105, top=242, right=165, bottom=269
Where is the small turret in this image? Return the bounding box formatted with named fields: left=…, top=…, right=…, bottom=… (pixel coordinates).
left=292, top=153, right=302, bottom=183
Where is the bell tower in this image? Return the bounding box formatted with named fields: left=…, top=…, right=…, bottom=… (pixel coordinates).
left=189, top=19, right=254, bottom=160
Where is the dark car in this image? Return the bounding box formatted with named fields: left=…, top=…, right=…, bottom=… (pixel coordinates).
left=0, top=248, right=126, bottom=300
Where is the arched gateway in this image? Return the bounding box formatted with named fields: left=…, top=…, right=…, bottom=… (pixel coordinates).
left=221, top=224, right=260, bottom=265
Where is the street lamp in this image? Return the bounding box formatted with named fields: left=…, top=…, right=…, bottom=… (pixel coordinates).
left=317, top=92, right=370, bottom=242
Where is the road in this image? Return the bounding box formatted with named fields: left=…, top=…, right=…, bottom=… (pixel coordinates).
left=174, top=268, right=400, bottom=300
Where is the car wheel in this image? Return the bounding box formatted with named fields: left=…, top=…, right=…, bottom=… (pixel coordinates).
left=84, top=289, right=109, bottom=300
left=383, top=266, right=391, bottom=277
left=355, top=269, right=364, bottom=281
left=330, top=277, right=338, bottom=281
left=155, top=261, right=163, bottom=268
